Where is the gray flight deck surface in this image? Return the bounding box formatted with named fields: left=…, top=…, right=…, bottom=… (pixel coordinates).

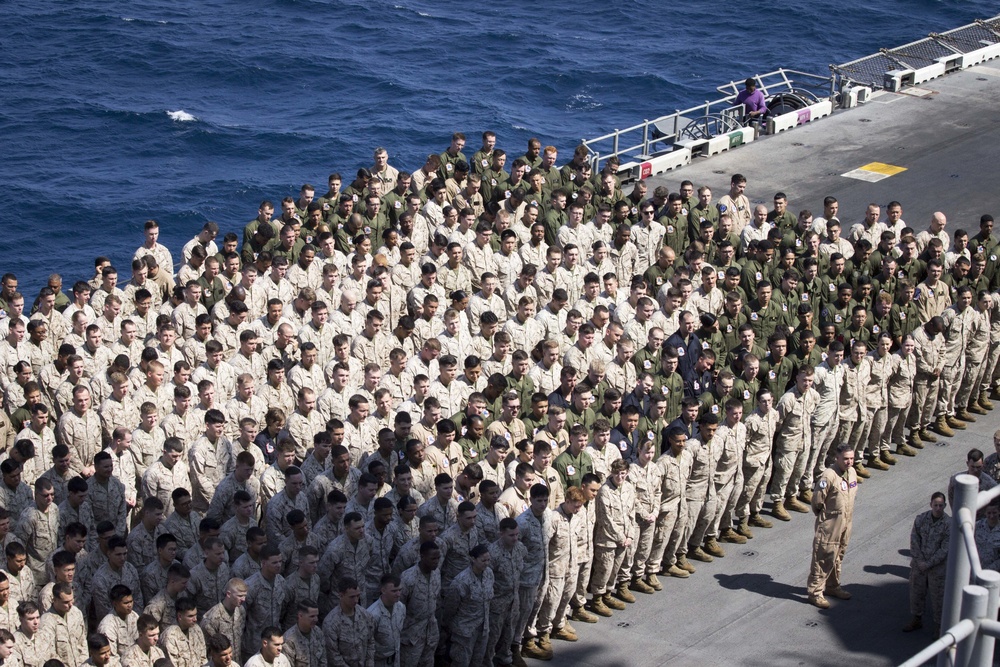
left=546, top=62, right=1000, bottom=666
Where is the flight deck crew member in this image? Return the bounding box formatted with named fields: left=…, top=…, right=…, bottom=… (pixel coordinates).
left=806, top=443, right=857, bottom=609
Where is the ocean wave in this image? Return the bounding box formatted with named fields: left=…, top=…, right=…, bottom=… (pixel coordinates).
left=167, top=110, right=197, bottom=122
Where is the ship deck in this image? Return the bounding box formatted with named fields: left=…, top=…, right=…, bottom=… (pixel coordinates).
left=550, top=59, right=1000, bottom=667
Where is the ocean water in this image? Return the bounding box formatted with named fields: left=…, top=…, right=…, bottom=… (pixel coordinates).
left=1, top=0, right=996, bottom=294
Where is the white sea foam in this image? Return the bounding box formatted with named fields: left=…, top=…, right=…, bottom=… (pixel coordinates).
left=167, top=110, right=197, bottom=122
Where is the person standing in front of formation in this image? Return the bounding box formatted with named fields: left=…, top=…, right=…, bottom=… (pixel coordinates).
left=806, top=443, right=858, bottom=609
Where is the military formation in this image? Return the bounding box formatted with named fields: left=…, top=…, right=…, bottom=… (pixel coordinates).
left=0, top=131, right=997, bottom=666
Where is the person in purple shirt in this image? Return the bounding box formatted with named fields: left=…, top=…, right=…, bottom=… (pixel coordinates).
left=735, top=78, right=767, bottom=121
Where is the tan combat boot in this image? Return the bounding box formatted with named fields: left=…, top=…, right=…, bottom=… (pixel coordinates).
left=721, top=527, right=748, bottom=544
left=552, top=624, right=578, bottom=641
left=897, top=443, right=917, bottom=457
left=703, top=538, right=726, bottom=557
left=537, top=632, right=553, bottom=652
left=614, top=584, right=636, bottom=604
left=629, top=577, right=655, bottom=594
left=772, top=500, right=791, bottom=521
left=918, top=428, right=938, bottom=443
left=689, top=546, right=714, bottom=562
left=570, top=605, right=599, bottom=623
left=675, top=556, right=696, bottom=574
left=735, top=520, right=754, bottom=539
left=809, top=594, right=831, bottom=609
left=867, top=455, right=889, bottom=471
left=785, top=496, right=810, bottom=513
left=749, top=513, right=773, bottom=528
left=880, top=450, right=897, bottom=465
left=587, top=596, right=613, bottom=617
left=603, top=593, right=626, bottom=610
left=645, top=573, right=663, bottom=591
left=932, top=416, right=955, bottom=437
left=908, top=431, right=925, bottom=449
left=522, top=638, right=552, bottom=661
left=947, top=414, right=968, bottom=429
left=979, top=391, right=994, bottom=411
left=967, top=401, right=988, bottom=416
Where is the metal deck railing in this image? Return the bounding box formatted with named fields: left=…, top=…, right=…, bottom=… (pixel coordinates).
left=579, top=14, right=1000, bottom=175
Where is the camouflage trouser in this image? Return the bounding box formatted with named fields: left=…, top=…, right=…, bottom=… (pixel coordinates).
left=910, top=564, right=946, bottom=627
left=937, top=356, right=966, bottom=416
left=807, top=418, right=838, bottom=488
left=486, top=594, right=517, bottom=666
left=648, top=499, right=684, bottom=571
left=908, top=373, right=940, bottom=429
left=589, top=545, right=627, bottom=595
left=736, top=460, right=770, bottom=519
left=710, top=474, right=741, bottom=537
left=629, top=516, right=656, bottom=579
left=683, top=491, right=717, bottom=553
left=536, top=567, right=579, bottom=635
left=513, top=583, right=542, bottom=646
left=957, top=357, right=987, bottom=409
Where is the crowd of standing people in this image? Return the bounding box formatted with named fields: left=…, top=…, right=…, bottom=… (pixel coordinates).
left=0, top=131, right=997, bottom=666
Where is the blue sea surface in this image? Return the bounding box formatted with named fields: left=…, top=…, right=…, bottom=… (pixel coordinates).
left=0, top=0, right=995, bottom=293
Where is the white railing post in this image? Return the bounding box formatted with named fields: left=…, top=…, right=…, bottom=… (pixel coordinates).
left=939, top=475, right=979, bottom=667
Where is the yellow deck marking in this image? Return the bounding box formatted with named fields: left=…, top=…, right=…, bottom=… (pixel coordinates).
left=859, top=162, right=907, bottom=176
left=842, top=161, right=907, bottom=182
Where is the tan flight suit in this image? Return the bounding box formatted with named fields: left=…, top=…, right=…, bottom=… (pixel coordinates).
left=805, top=463, right=858, bottom=597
